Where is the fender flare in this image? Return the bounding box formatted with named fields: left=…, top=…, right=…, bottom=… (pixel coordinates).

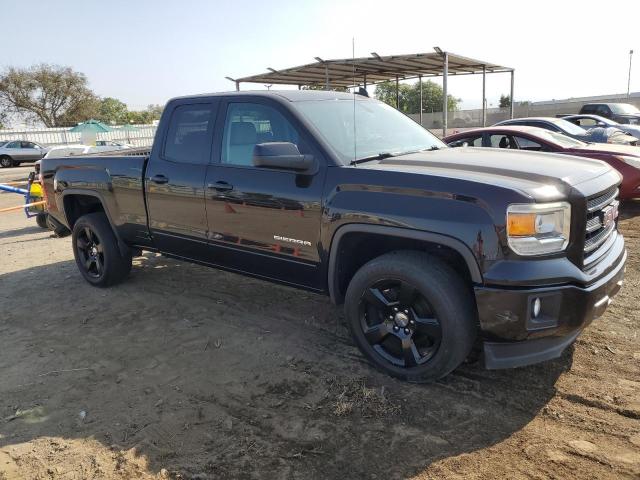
left=327, top=224, right=483, bottom=304
left=60, top=188, right=129, bottom=257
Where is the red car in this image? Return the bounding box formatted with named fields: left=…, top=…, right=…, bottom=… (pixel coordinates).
left=444, top=126, right=640, bottom=199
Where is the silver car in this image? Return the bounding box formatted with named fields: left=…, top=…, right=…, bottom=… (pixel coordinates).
left=0, top=140, right=49, bottom=168
left=562, top=114, right=640, bottom=143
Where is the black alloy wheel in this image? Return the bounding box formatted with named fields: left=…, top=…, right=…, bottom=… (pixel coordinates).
left=76, top=225, right=105, bottom=279
left=360, top=279, right=442, bottom=367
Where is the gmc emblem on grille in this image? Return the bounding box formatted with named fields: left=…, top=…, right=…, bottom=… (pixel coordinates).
left=601, top=202, right=619, bottom=230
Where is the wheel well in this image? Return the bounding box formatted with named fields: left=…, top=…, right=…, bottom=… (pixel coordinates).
left=63, top=194, right=106, bottom=228
left=331, top=232, right=475, bottom=304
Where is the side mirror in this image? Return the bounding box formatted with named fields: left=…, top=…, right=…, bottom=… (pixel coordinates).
left=253, top=142, right=317, bottom=174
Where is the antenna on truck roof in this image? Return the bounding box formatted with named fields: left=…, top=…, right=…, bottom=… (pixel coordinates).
left=352, top=37, right=357, bottom=166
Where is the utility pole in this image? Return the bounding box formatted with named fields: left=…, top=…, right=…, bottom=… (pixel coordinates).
left=628, top=50, right=634, bottom=98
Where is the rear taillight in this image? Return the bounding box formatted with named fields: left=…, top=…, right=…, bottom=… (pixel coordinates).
left=39, top=171, right=49, bottom=207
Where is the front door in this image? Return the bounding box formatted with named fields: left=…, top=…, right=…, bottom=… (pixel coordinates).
left=145, top=100, right=218, bottom=259
left=203, top=99, right=326, bottom=290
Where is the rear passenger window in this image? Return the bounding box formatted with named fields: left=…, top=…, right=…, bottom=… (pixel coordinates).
left=221, top=103, right=300, bottom=166
left=513, top=136, right=543, bottom=151
left=164, top=104, right=213, bottom=164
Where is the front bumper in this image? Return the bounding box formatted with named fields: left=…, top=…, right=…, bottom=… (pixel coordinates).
left=475, top=240, right=626, bottom=369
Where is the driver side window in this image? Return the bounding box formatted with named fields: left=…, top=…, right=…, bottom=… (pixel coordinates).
left=221, top=103, right=300, bottom=167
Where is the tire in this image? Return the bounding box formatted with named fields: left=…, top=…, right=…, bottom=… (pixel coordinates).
left=344, top=251, right=477, bottom=382
left=36, top=212, right=49, bottom=229
left=47, top=215, right=71, bottom=237
left=72, top=213, right=132, bottom=287
left=0, top=156, right=13, bottom=168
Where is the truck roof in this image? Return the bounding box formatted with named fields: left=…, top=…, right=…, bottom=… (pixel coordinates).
left=168, top=90, right=362, bottom=103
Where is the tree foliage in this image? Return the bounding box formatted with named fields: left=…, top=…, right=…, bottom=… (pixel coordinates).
left=499, top=94, right=511, bottom=108
left=374, top=79, right=459, bottom=114
left=125, top=104, right=164, bottom=124
left=98, top=97, right=129, bottom=124
left=0, top=64, right=99, bottom=127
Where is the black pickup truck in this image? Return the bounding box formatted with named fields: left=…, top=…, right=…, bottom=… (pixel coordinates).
left=40, top=90, right=626, bottom=382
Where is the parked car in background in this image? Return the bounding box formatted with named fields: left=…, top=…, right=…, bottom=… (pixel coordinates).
left=42, top=142, right=134, bottom=159
left=95, top=140, right=134, bottom=150
left=43, top=145, right=91, bottom=158
left=493, top=117, right=637, bottom=145
left=444, top=126, right=640, bottom=199
left=579, top=103, right=640, bottom=124
left=0, top=140, right=49, bottom=167
left=561, top=114, right=640, bottom=142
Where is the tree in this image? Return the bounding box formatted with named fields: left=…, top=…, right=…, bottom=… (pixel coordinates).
left=98, top=97, right=129, bottom=124
left=0, top=64, right=99, bottom=127
left=126, top=104, right=164, bottom=124
left=499, top=94, right=511, bottom=108
left=375, top=80, right=459, bottom=114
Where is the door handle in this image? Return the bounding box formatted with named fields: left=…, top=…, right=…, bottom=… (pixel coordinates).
left=208, top=181, right=233, bottom=192
left=151, top=174, right=169, bottom=184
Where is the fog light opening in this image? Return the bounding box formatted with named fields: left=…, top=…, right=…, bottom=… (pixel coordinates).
left=532, top=297, right=542, bottom=318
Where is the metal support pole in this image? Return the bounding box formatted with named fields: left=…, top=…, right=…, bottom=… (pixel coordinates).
left=509, top=70, right=515, bottom=119
left=442, top=52, right=448, bottom=137
left=482, top=65, right=487, bottom=127
left=628, top=50, right=634, bottom=98
left=298, top=84, right=301, bottom=90
left=363, top=73, right=367, bottom=90
left=235, top=81, right=240, bottom=92
left=325, top=64, right=329, bottom=90
left=395, top=76, right=400, bottom=109
left=419, top=75, right=423, bottom=126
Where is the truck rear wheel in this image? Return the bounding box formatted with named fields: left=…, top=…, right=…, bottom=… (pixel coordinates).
left=72, top=213, right=132, bottom=287
left=35, top=212, right=49, bottom=229
left=344, top=251, right=476, bottom=382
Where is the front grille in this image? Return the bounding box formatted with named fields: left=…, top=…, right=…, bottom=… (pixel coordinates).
left=583, top=187, right=619, bottom=264
left=586, top=187, right=617, bottom=213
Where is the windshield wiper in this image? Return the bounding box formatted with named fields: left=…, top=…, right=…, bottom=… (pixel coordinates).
left=350, top=146, right=444, bottom=165
left=350, top=152, right=396, bottom=165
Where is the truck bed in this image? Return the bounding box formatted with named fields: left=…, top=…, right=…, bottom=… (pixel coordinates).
left=41, top=153, right=151, bottom=245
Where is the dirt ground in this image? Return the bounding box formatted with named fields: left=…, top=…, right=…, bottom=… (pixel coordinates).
left=1, top=165, right=639, bottom=480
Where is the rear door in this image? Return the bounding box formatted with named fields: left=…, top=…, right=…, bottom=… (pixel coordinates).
left=145, top=99, right=219, bottom=259
left=203, top=97, right=327, bottom=290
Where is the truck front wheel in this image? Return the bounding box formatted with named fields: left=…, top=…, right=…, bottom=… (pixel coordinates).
left=344, top=251, right=477, bottom=382
left=72, top=213, right=132, bottom=287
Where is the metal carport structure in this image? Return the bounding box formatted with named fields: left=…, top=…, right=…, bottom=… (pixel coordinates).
left=227, top=48, right=514, bottom=135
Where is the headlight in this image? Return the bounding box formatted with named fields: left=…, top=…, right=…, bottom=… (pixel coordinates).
left=506, top=202, right=571, bottom=256
left=618, top=155, right=640, bottom=170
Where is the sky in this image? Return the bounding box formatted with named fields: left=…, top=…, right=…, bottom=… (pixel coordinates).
left=1, top=0, right=638, bottom=111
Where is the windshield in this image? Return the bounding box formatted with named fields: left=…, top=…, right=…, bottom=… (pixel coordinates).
left=553, top=118, right=589, bottom=135
left=534, top=129, right=586, bottom=148
left=610, top=103, right=640, bottom=115
left=293, top=98, right=446, bottom=164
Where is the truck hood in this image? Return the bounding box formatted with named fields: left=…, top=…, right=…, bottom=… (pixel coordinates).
left=361, top=147, right=614, bottom=200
